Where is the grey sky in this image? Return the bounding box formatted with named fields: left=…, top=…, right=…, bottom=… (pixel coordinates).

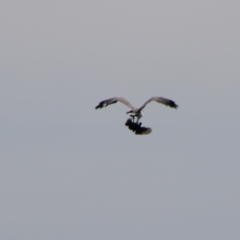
left=1, top=1, right=240, bottom=239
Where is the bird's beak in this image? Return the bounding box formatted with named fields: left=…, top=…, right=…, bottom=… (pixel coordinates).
left=126, top=110, right=132, bottom=114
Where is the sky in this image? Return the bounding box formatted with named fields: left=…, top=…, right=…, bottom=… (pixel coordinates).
left=1, top=0, right=240, bottom=239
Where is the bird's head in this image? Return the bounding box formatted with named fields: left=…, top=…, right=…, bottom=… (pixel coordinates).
left=126, top=110, right=133, bottom=114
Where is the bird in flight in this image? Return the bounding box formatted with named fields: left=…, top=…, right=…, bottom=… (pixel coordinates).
left=95, top=96, right=178, bottom=123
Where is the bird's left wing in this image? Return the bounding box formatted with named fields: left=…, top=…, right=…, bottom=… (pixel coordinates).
left=139, top=97, right=178, bottom=111
left=95, top=97, right=135, bottom=110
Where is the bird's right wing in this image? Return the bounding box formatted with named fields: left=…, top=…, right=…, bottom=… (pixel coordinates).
left=95, top=97, right=135, bottom=110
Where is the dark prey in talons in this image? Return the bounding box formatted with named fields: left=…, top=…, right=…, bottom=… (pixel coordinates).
left=125, top=118, right=152, bottom=135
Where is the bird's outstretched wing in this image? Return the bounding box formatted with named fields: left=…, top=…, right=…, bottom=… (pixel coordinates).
left=95, top=97, right=135, bottom=110
left=139, top=97, right=178, bottom=111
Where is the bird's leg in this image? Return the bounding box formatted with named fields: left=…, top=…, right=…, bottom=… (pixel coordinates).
left=137, top=114, right=142, bottom=124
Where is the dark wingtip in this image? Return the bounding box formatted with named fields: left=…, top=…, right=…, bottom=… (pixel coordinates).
left=95, top=101, right=104, bottom=109
left=95, top=99, right=117, bottom=109
left=169, top=101, right=178, bottom=109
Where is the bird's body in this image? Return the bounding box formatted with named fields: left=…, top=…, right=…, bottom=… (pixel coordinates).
left=126, top=109, right=143, bottom=122
left=95, top=96, right=178, bottom=123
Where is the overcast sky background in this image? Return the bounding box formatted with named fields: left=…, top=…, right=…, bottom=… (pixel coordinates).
left=1, top=1, right=240, bottom=239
